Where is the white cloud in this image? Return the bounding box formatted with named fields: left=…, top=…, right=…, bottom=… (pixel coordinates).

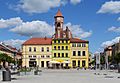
left=64, top=22, right=92, bottom=38
left=14, top=0, right=66, bottom=14
left=3, top=39, right=25, bottom=49
left=97, top=1, right=120, bottom=14
left=101, top=36, right=120, bottom=48
left=108, top=26, right=120, bottom=32
left=10, top=20, right=54, bottom=37
left=70, top=0, right=81, bottom=5
left=117, top=17, right=120, bottom=21
left=0, top=17, right=22, bottom=28
left=11, top=0, right=81, bottom=14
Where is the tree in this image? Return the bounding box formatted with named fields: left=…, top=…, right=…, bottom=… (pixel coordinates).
left=0, top=53, right=14, bottom=63
left=100, top=55, right=105, bottom=65
left=114, top=53, right=120, bottom=64
left=108, top=56, right=112, bottom=63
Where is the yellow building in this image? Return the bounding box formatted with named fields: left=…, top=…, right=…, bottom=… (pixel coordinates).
left=70, top=38, right=89, bottom=68
left=22, top=9, right=89, bottom=69
left=52, top=39, right=70, bottom=68
left=22, top=38, right=52, bottom=68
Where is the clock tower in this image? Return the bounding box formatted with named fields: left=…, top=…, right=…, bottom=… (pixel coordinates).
left=54, top=9, right=64, bottom=38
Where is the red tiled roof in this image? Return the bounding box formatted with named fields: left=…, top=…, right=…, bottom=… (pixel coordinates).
left=70, top=38, right=89, bottom=43
left=23, top=38, right=52, bottom=45
left=55, top=9, right=63, bottom=17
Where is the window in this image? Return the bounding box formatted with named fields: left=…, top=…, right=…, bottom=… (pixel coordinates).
left=46, top=55, right=49, bottom=58
left=72, top=43, right=76, bottom=47
left=58, top=53, right=60, bottom=57
left=58, top=46, right=60, bottom=50
left=57, top=22, right=60, bottom=27
left=62, top=40, right=64, bottom=43
left=54, top=46, right=56, bottom=50
left=78, top=51, right=81, bottom=56
left=29, top=47, right=32, bottom=52
left=66, top=53, right=68, bottom=57
left=33, top=55, right=36, bottom=58
left=73, top=51, right=76, bottom=56
left=62, top=46, right=64, bottom=50
left=82, top=51, right=86, bottom=56
left=29, top=56, right=32, bottom=58
left=78, top=60, right=80, bottom=67
left=77, top=43, right=81, bottom=47
left=66, top=40, right=68, bottom=43
left=54, top=53, right=56, bottom=57
left=34, top=47, right=36, bottom=52
left=41, top=55, right=44, bottom=58
left=72, top=60, right=76, bottom=67
left=58, top=40, right=60, bottom=43
left=66, top=46, right=68, bottom=50
left=62, top=53, right=64, bottom=57
left=54, top=40, right=56, bottom=43
left=41, top=47, right=44, bottom=52
left=82, top=60, right=86, bottom=67
left=82, top=43, right=86, bottom=47
left=47, top=47, right=49, bottom=52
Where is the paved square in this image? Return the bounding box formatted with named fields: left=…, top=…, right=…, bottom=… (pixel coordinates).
left=0, top=69, right=120, bottom=83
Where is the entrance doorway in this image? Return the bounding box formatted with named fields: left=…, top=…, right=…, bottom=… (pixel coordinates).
left=29, top=61, right=36, bottom=67
left=41, top=61, right=44, bottom=67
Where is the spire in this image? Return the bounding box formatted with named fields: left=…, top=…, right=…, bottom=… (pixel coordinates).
left=54, top=9, right=64, bottom=18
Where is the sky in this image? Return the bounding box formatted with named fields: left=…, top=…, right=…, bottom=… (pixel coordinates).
left=0, top=0, right=120, bottom=54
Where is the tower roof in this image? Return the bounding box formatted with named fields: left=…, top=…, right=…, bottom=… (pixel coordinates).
left=55, top=9, right=64, bottom=17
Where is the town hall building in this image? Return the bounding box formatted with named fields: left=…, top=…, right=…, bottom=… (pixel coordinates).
left=22, top=10, right=89, bottom=69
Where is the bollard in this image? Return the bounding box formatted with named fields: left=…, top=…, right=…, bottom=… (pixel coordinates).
left=34, top=70, right=38, bottom=75
left=2, top=70, right=11, bottom=81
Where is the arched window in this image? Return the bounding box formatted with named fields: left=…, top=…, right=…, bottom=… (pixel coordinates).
left=57, top=22, right=60, bottom=27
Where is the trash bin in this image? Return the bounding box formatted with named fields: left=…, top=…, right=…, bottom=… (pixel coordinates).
left=118, top=63, right=120, bottom=73
left=2, top=70, right=11, bottom=81
left=34, top=70, right=38, bottom=75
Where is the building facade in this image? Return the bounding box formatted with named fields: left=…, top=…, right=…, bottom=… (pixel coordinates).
left=0, top=42, right=22, bottom=67
left=22, top=38, right=52, bottom=68
left=22, top=10, right=89, bottom=68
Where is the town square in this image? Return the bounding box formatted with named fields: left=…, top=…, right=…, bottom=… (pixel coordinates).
left=0, top=0, right=120, bottom=83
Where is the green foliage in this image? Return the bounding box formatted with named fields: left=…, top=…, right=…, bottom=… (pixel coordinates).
left=19, top=67, right=31, bottom=72
left=100, top=55, right=105, bottom=65
left=114, top=53, right=120, bottom=64
left=108, top=56, right=112, bottom=63
left=90, top=60, right=95, bottom=65
left=0, top=53, right=14, bottom=63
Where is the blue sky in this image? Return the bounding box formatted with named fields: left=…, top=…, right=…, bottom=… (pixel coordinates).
left=0, top=0, right=120, bottom=54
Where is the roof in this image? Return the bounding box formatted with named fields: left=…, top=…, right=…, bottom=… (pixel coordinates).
left=23, top=38, right=52, bottom=45
left=55, top=9, right=63, bottom=17
left=70, top=38, right=89, bottom=43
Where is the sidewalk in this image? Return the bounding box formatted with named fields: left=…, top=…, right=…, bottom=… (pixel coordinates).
left=0, top=69, right=120, bottom=83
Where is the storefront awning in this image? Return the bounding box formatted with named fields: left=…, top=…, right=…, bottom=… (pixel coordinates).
left=49, top=61, right=60, bottom=64
left=62, top=61, right=70, bottom=64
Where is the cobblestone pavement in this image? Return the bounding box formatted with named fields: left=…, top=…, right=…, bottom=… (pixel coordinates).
left=0, top=69, right=120, bottom=83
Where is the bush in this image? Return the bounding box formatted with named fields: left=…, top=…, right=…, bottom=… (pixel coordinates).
left=19, top=67, right=31, bottom=72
